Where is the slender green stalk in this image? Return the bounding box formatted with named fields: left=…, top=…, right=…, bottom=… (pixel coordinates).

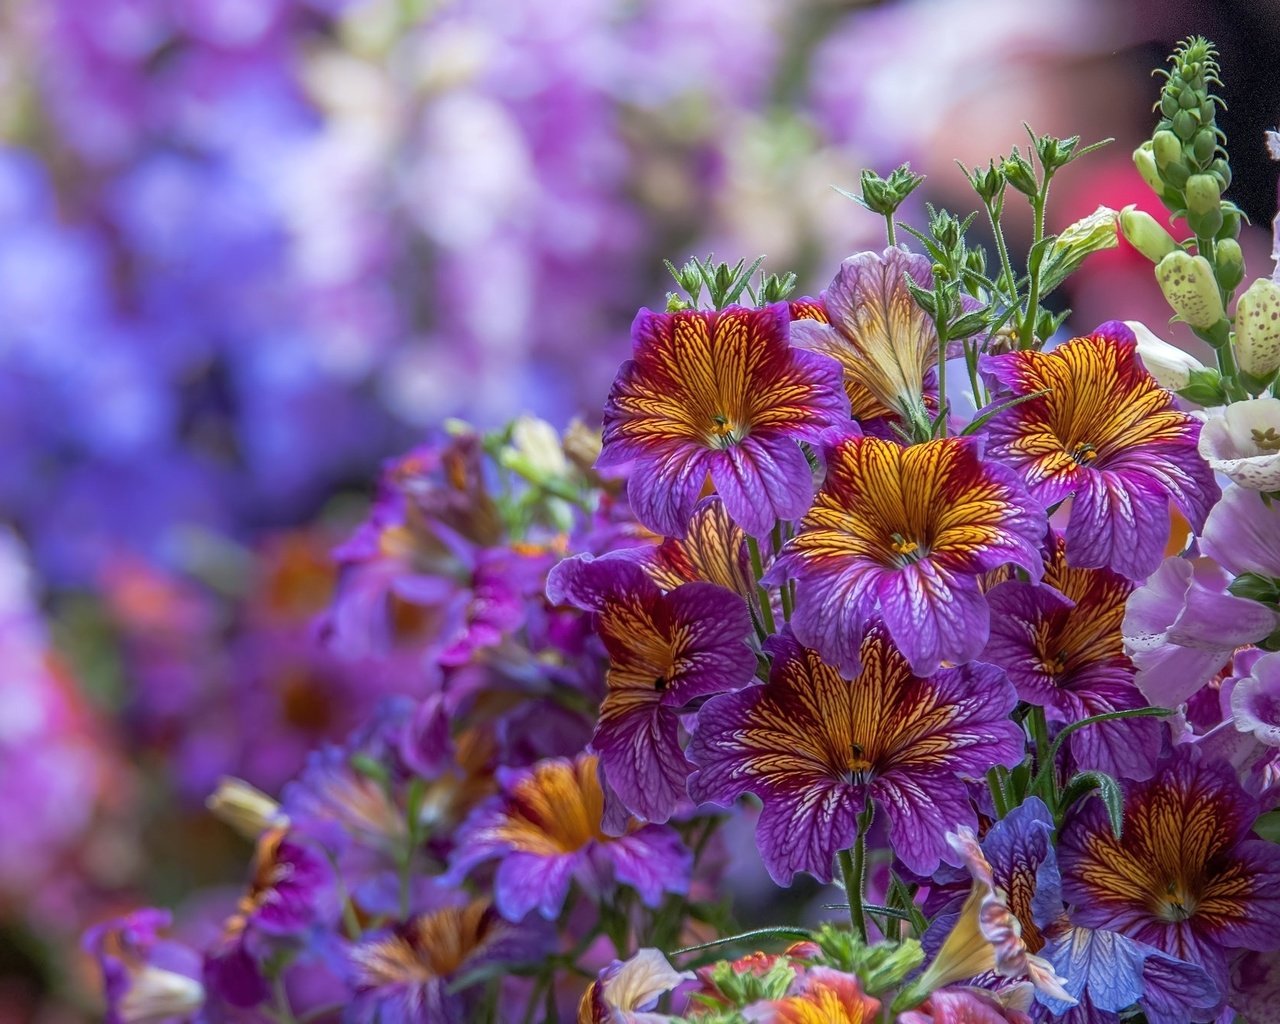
left=986, top=766, right=1010, bottom=818
left=1019, top=184, right=1049, bottom=349
left=838, top=844, right=867, bottom=942
left=1029, top=705, right=1054, bottom=808
left=935, top=322, right=949, bottom=436
left=985, top=200, right=1018, bottom=303
left=747, top=535, right=777, bottom=635
left=884, top=213, right=898, bottom=248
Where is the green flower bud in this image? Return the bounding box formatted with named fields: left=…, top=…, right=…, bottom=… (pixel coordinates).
left=1160, top=160, right=1191, bottom=191
left=1178, top=86, right=1200, bottom=110
left=1214, top=238, right=1245, bottom=292
left=1210, top=157, right=1232, bottom=192
left=1160, top=92, right=1181, bottom=118
left=1134, top=142, right=1163, bottom=193
left=1001, top=151, right=1038, bottom=197
left=1153, top=130, right=1182, bottom=169
left=1217, top=205, right=1242, bottom=240
left=1119, top=206, right=1179, bottom=263
left=1155, top=250, right=1226, bottom=329
left=1234, top=278, right=1280, bottom=378
left=1191, top=128, right=1217, bottom=166
left=1173, top=108, right=1199, bottom=141
left=1185, top=174, right=1222, bottom=215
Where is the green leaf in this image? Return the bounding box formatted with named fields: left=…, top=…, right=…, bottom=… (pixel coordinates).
left=962, top=388, right=1052, bottom=435
left=1256, top=809, right=1280, bottom=843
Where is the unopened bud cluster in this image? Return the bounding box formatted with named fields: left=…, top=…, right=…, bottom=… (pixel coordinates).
left=1144, top=37, right=1240, bottom=244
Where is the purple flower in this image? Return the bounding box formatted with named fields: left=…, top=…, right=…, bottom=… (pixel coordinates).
left=447, top=753, right=692, bottom=921
left=982, top=535, right=1161, bottom=780
left=598, top=302, right=848, bottom=538
left=348, top=900, right=545, bottom=1024
left=1060, top=745, right=1280, bottom=993
left=924, top=798, right=1219, bottom=1024
left=765, top=434, right=1045, bottom=677
left=546, top=554, right=756, bottom=824
left=789, top=248, right=950, bottom=428
left=979, top=323, right=1218, bottom=580
left=687, top=628, right=1022, bottom=882
left=83, top=909, right=205, bottom=1024
left=1229, top=651, right=1280, bottom=747
left=1122, top=556, right=1279, bottom=708
left=1201, top=482, right=1280, bottom=579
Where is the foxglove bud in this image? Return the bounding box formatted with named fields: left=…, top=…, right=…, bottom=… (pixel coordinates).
left=1215, top=238, right=1245, bottom=292
left=1156, top=251, right=1226, bottom=330
left=1120, top=206, right=1179, bottom=263
left=1152, top=130, right=1182, bottom=170
left=1124, top=320, right=1208, bottom=389
left=1235, top=278, right=1280, bottom=378
left=1185, top=174, right=1223, bottom=236
left=1133, top=142, right=1164, bottom=193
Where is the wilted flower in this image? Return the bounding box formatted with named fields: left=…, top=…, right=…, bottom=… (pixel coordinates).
left=1198, top=397, right=1280, bottom=492
left=911, top=825, right=1072, bottom=1004
left=688, top=629, right=1022, bottom=882
left=1124, top=320, right=1207, bottom=390
left=83, top=910, right=204, bottom=1024
left=598, top=303, right=847, bottom=538
left=206, top=777, right=288, bottom=840
left=1059, top=746, right=1280, bottom=992
left=789, top=248, right=941, bottom=427
left=980, top=323, right=1218, bottom=580
left=578, top=948, right=692, bottom=1023
left=897, top=987, right=1033, bottom=1024
left=448, top=754, right=692, bottom=920
left=546, top=554, right=755, bottom=823
left=767, top=434, right=1045, bottom=677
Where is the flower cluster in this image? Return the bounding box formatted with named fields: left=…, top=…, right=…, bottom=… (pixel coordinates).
left=77, top=34, right=1280, bottom=1024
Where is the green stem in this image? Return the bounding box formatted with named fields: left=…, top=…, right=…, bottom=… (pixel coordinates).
left=963, top=339, right=984, bottom=411
left=885, top=213, right=898, bottom=248
left=935, top=323, right=950, bottom=436
left=839, top=802, right=874, bottom=942
left=273, top=978, right=298, bottom=1024
left=747, top=535, right=777, bottom=635
left=986, top=198, right=1018, bottom=303
left=1029, top=705, right=1054, bottom=809
left=1019, top=184, right=1049, bottom=349
left=986, top=766, right=1010, bottom=818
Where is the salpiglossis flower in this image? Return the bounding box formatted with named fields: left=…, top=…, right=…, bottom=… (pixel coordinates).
left=546, top=554, right=755, bottom=823
left=688, top=629, right=1022, bottom=882
left=789, top=248, right=943, bottom=428
left=448, top=753, right=692, bottom=921
left=349, top=900, right=543, bottom=1024
left=624, top=496, right=753, bottom=599
left=982, top=534, right=1161, bottom=780
left=598, top=302, right=848, bottom=538
left=767, top=434, right=1045, bottom=677
left=979, top=323, right=1218, bottom=580
left=578, top=948, right=692, bottom=1024
left=1059, top=745, right=1280, bottom=991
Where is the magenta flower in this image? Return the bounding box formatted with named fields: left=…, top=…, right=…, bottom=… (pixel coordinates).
left=979, top=323, right=1218, bottom=580
left=982, top=535, right=1161, bottom=780
left=546, top=554, right=756, bottom=823
left=765, top=434, right=1045, bottom=677
left=598, top=302, right=848, bottom=538
left=447, top=753, right=692, bottom=921
left=687, top=629, right=1022, bottom=882
left=1059, top=746, right=1280, bottom=992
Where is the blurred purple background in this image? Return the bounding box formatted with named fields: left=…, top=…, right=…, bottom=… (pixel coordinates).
left=1, top=0, right=1277, bottom=1018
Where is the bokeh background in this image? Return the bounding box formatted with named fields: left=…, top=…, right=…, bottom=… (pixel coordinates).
left=1, top=0, right=1277, bottom=1018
